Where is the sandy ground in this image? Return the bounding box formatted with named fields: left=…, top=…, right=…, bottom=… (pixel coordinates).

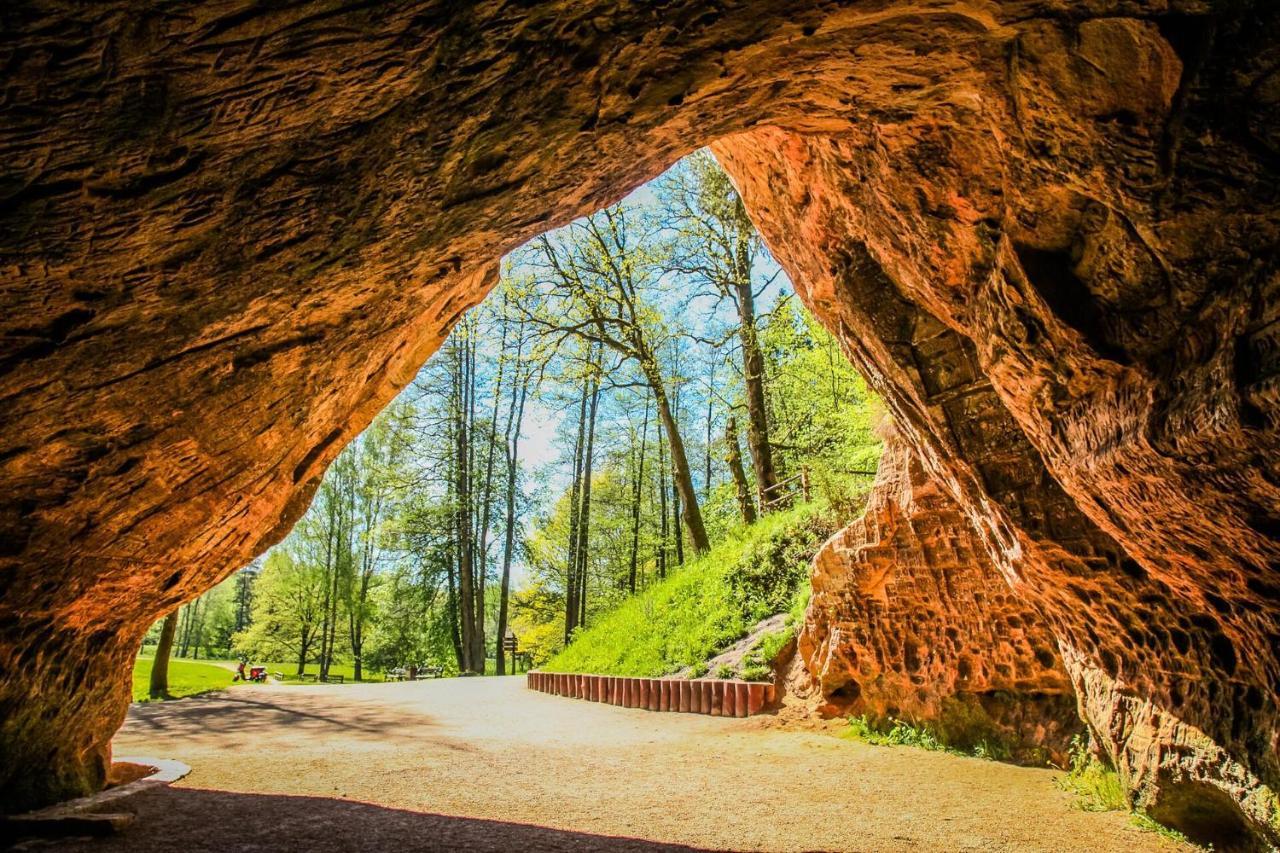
left=58, top=677, right=1188, bottom=852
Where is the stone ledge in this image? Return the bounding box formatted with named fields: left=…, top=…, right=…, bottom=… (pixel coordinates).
left=527, top=671, right=774, bottom=717
left=1, top=757, right=191, bottom=843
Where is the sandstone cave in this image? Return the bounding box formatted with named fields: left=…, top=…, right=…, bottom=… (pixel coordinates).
left=0, top=1, right=1277, bottom=849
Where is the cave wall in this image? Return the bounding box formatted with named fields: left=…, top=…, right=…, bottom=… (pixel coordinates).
left=1, top=0, right=1276, bottom=842
left=801, top=426, right=1081, bottom=763
left=712, top=11, right=1280, bottom=841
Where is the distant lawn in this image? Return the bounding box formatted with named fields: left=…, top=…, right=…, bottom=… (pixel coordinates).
left=131, top=657, right=240, bottom=703
left=132, top=655, right=520, bottom=689
left=265, top=658, right=525, bottom=682
left=262, top=661, right=361, bottom=682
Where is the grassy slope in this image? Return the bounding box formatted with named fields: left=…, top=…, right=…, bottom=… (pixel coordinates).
left=543, top=503, right=833, bottom=677
left=131, top=657, right=240, bottom=702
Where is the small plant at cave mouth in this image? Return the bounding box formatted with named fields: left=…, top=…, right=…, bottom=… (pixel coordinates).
left=1054, top=735, right=1127, bottom=812
left=842, top=715, right=950, bottom=753
left=1054, top=735, right=1206, bottom=847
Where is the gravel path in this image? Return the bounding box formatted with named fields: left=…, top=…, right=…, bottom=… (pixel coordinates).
left=65, top=677, right=1187, bottom=852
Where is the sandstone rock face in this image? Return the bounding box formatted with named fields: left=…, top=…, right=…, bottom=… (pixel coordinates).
left=712, top=12, right=1280, bottom=841
left=1, top=1, right=1276, bottom=845
left=800, top=428, right=1081, bottom=763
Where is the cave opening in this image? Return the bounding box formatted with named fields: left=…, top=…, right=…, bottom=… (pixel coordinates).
left=2, top=2, right=1278, bottom=849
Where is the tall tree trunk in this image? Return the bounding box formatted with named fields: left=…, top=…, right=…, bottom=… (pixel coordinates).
left=672, top=471, right=684, bottom=567
left=733, top=259, right=778, bottom=510
left=191, top=595, right=208, bottom=660
left=563, top=360, right=590, bottom=643
left=725, top=415, right=757, bottom=524
left=235, top=572, right=252, bottom=632
left=475, top=304, right=508, bottom=675
left=149, top=609, right=178, bottom=699
left=575, top=354, right=601, bottom=630
left=185, top=599, right=201, bottom=658
left=455, top=335, right=479, bottom=674
left=466, top=329, right=485, bottom=672
left=704, top=364, right=714, bottom=502
left=176, top=602, right=191, bottom=658
left=496, top=356, right=530, bottom=675
left=324, top=548, right=342, bottom=677
left=318, top=496, right=337, bottom=679
left=349, top=560, right=372, bottom=682
left=656, top=416, right=668, bottom=580
left=647, top=373, right=710, bottom=554
left=628, top=396, right=650, bottom=594
left=446, top=559, right=463, bottom=671
left=297, top=629, right=308, bottom=676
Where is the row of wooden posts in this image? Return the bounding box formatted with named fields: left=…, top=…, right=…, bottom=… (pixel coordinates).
left=527, top=670, right=774, bottom=717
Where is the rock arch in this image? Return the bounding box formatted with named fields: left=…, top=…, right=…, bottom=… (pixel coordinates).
left=1, top=0, right=1277, bottom=843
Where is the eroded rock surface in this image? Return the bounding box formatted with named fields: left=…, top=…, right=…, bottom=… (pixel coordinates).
left=1, top=1, right=1277, bottom=846
left=714, top=11, right=1280, bottom=842
left=800, top=427, right=1081, bottom=763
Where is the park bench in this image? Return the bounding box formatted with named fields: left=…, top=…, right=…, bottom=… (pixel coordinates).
left=272, top=671, right=285, bottom=682
left=299, top=672, right=318, bottom=683
left=320, top=673, right=344, bottom=684
left=418, top=665, right=443, bottom=679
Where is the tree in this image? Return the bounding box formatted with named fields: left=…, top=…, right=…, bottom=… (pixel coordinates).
left=658, top=151, right=780, bottom=510
left=724, top=415, right=757, bottom=524
left=495, top=294, right=535, bottom=674
left=526, top=206, right=710, bottom=554
left=149, top=609, right=178, bottom=698
left=233, top=548, right=325, bottom=674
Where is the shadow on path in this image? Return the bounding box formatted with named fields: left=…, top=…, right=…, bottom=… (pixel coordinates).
left=50, top=786, right=708, bottom=852
left=124, top=691, right=440, bottom=742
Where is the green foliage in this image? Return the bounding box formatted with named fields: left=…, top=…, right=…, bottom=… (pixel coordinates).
left=842, top=714, right=1018, bottom=763
left=131, top=657, right=239, bottom=703
left=1128, top=813, right=1193, bottom=845
left=1055, top=735, right=1128, bottom=812
left=757, top=626, right=794, bottom=664
left=543, top=503, right=836, bottom=676
left=737, top=663, right=772, bottom=682
left=232, top=548, right=326, bottom=666
left=730, top=511, right=835, bottom=623
left=759, top=297, right=882, bottom=517
left=735, top=624, right=795, bottom=682
left=842, top=716, right=948, bottom=752
left=1054, top=736, right=1205, bottom=845
left=787, top=584, right=811, bottom=627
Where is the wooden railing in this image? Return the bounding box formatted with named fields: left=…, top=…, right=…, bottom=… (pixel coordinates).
left=760, top=467, right=810, bottom=511
left=527, top=671, right=775, bottom=717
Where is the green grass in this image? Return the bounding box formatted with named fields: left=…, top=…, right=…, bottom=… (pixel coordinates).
left=260, top=661, right=362, bottom=682
left=1054, top=736, right=1127, bottom=812
left=1052, top=735, right=1201, bottom=846
left=131, top=657, right=240, bottom=703
left=544, top=503, right=835, bottom=677
left=840, top=714, right=1012, bottom=763
left=842, top=715, right=951, bottom=753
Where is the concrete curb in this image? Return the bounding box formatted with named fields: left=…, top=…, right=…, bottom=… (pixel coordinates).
left=526, top=671, right=773, bottom=717
left=2, top=757, right=191, bottom=841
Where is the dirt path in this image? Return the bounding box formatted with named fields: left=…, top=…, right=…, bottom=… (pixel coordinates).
left=69, top=677, right=1188, bottom=852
